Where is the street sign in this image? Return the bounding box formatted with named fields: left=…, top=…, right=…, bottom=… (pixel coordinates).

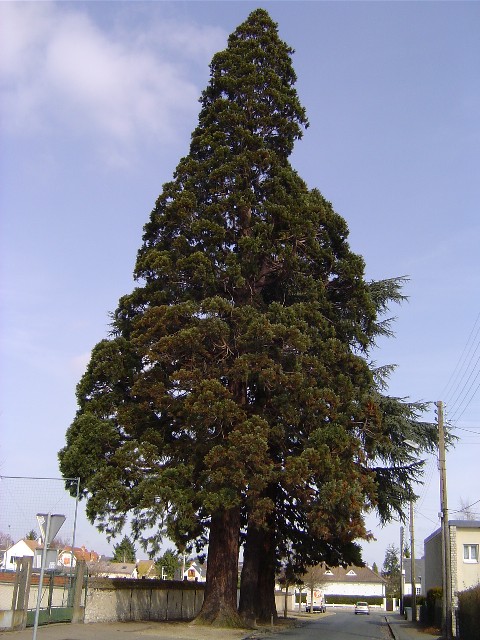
left=36, top=513, right=66, bottom=546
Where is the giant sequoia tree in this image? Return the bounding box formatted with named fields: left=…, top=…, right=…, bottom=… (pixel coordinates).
left=59, top=9, right=437, bottom=627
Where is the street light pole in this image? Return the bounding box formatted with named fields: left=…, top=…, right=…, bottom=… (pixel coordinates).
left=400, top=526, right=404, bottom=615
left=410, top=501, right=416, bottom=623
left=436, top=400, right=452, bottom=640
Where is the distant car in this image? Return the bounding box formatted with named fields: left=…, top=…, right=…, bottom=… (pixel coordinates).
left=306, top=603, right=326, bottom=613
left=354, top=601, right=370, bottom=615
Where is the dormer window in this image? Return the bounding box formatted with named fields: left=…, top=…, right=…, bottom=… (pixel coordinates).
left=347, top=570, right=357, bottom=576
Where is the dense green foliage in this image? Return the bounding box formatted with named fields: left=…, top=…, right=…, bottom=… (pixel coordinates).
left=425, top=587, right=443, bottom=627
left=382, top=544, right=400, bottom=598
left=458, top=585, right=480, bottom=640
left=324, top=595, right=384, bottom=606
left=112, top=535, right=136, bottom=563
left=156, top=548, right=181, bottom=580
left=59, top=8, right=438, bottom=625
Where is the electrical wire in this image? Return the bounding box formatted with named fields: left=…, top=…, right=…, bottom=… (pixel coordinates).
left=441, top=313, right=480, bottom=432
left=443, top=312, right=480, bottom=404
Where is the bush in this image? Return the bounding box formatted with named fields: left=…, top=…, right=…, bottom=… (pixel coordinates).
left=324, top=595, right=384, bottom=606
left=425, top=587, right=442, bottom=627
left=403, top=594, right=425, bottom=608
left=458, top=584, right=480, bottom=640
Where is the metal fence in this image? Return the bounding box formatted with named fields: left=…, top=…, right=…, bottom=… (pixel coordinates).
left=0, top=475, right=80, bottom=617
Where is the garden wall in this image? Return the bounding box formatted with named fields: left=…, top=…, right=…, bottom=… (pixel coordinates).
left=84, top=578, right=205, bottom=623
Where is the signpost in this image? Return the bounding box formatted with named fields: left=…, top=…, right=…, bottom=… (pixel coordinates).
left=32, top=513, right=66, bottom=640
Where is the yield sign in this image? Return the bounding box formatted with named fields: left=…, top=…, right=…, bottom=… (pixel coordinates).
left=36, top=513, right=66, bottom=546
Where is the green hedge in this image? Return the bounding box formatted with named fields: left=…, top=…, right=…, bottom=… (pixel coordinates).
left=425, top=587, right=442, bottom=627
left=458, top=584, right=480, bottom=640
left=402, top=595, right=425, bottom=608
left=324, top=595, right=384, bottom=606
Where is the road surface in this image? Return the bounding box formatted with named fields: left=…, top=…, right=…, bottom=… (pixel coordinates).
left=261, top=608, right=391, bottom=640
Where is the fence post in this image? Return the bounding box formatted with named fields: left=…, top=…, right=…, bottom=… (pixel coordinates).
left=71, top=561, right=87, bottom=623
left=11, top=557, right=33, bottom=630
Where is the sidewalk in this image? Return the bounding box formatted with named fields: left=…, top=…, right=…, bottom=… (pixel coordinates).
left=0, top=620, right=259, bottom=640
left=385, top=614, right=443, bottom=640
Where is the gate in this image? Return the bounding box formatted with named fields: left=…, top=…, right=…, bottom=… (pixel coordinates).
left=26, top=562, right=87, bottom=627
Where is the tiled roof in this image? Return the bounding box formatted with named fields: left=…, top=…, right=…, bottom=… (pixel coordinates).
left=318, top=564, right=386, bottom=584
left=61, top=546, right=100, bottom=561
left=23, top=539, right=41, bottom=551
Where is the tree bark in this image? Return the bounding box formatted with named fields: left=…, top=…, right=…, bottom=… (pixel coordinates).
left=239, top=522, right=278, bottom=624
left=194, top=506, right=244, bottom=627
left=256, top=531, right=277, bottom=623
left=238, top=523, right=263, bottom=626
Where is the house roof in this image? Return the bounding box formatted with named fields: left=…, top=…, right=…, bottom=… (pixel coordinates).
left=100, top=562, right=136, bottom=575
left=424, top=520, right=480, bottom=544
left=137, top=560, right=158, bottom=578
left=23, top=539, right=42, bottom=552
left=184, top=561, right=207, bottom=579
left=60, top=546, right=99, bottom=562
left=317, top=564, right=386, bottom=584
left=403, top=557, right=425, bottom=582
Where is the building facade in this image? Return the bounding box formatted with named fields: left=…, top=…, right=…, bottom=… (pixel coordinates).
left=424, top=520, right=480, bottom=596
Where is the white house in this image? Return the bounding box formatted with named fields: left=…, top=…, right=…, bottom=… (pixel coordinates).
left=3, top=540, right=41, bottom=571
left=293, top=564, right=386, bottom=607
left=183, top=560, right=206, bottom=582
left=319, top=565, right=386, bottom=598
left=2, top=539, right=52, bottom=571
left=57, top=545, right=100, bottom=569
left=95, top=562, right=138, bottom=579
left=403, top=557, right=425, bottom=596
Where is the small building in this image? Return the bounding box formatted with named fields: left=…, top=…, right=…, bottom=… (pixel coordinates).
left=96, top=562, right=138, bottom=579
left=424, top=520, right=480, bottom=595
left=183, top=560, right=206, bottom=582
left=293, top=564, right=386, bottom=606
left=57, top=545, right=100, bottom=569
left=403, top=557, right=425, bottom=596
left=137, top=560, right=159, bottom=579
left=3, top=539, right=57, bottom=571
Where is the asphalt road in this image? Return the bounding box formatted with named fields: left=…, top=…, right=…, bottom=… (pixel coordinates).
left=260, top=609, right=392, bottom=640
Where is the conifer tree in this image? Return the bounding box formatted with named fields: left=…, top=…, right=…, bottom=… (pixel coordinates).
left=59, top=9, right=437, bottom=627
left=112, top=535, right=136, bottom=563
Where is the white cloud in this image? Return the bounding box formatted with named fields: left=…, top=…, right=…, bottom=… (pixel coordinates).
left=0, top=2, right=225, bottom=150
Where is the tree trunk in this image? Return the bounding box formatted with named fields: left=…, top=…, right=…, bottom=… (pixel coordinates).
left=256, top=534, right=277, bottom=623
left=194, top=506, right=244, bottom=627
left=238, top=523, right=263, bottom=626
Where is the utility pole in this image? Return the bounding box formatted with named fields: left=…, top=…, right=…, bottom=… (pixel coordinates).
left=437, top=400, right=452, bottom=640
left=410, top=501, right=416, bottom=623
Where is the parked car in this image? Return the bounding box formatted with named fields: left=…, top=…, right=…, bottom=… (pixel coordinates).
left=306, top=603, right=326, bottom=613
left=354, top=601, right=370, bottom=615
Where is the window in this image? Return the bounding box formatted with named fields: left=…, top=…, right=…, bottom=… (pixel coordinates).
left=463, top=544, right=479, bottom=563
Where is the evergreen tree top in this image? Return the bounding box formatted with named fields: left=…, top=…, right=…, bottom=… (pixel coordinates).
left=198, top=8, right=308, bottom=159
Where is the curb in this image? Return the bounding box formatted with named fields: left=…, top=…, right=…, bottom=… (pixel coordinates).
left=385, top=616, right=397, bottom=640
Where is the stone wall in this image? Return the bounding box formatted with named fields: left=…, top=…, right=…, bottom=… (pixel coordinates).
left=84, top=578, right=205, bottom=623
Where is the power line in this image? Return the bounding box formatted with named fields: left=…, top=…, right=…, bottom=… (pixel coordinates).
left=440, top=313, right=480, bottom=433
left=443, top=312, right=480, bottom=404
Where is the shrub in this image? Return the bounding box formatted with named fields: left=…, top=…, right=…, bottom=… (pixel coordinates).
left=324, top=595, right=383, bottom=606
left=457, top=584, right=480, bottom=640
left=425, top=587, right=442, bottom=626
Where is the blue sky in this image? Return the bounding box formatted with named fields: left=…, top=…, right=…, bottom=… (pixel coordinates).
left=1, top=1, right=479, bottom=566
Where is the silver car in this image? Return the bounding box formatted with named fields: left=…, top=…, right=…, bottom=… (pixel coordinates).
left=354, top=601, right=369, bottom=615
